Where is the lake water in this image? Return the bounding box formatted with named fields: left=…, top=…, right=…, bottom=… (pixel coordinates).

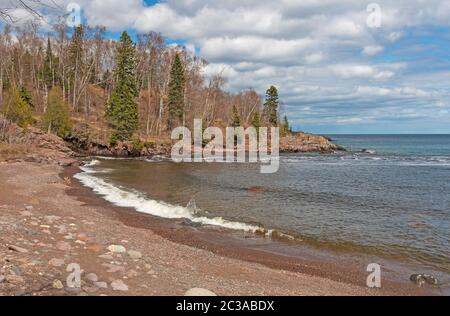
left=75, top=135, right=450, bottom=277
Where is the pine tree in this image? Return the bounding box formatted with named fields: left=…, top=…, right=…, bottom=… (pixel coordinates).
left=281, top=115, right=290, bottom=137
left=68, top=26, right=84, bottom=73
left=167, top=53, right=185, bottom=129
left=231, top=105, right=241, bottom=127
left=251, top=111, right=261, bottom=129
left=3, top=85, right=33, bottom=128
left=105, top=31, right=138, bottom=141
left=251, top=110, right=261, bottom=140
left=44, top=87, right=72, bottom=138
left=19, top=86, right=34, bottom=109
left=42, top=37, right=54, bottom=88
left=264, top=85, right=279, bottom=127
left=68, top=25, right=84, bottom=108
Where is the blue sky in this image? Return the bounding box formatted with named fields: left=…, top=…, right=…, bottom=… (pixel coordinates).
left=2, top=0, right=450, bottom=134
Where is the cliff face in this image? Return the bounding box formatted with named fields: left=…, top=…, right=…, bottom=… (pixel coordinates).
left=280, top=133, right=344, bottom=153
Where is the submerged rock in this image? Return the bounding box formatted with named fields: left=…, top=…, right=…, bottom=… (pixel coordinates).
left=246, top=187, right=269, bottom=193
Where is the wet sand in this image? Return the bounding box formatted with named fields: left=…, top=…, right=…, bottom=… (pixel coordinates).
left=0, top=161, right=433, bottom=296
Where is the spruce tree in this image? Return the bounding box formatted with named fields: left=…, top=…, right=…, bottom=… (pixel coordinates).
left=251, top=111, right=261, bottom=129
left=68, top=26, right=84, bottom=108
left=42, top=37, right=54, bottom=88
left=19, top=86, right=34, bottom=109
left=105, top=31, right=139, bottom=141
left=44, top=87, right=72, bottom=138
left=3, top=85, right=33, bottom=128
left=251, top=110, right=261, bottom=140
left=231, top=105, right=241, bottom=127
left=264, top=85, right=279, bottom=127
left=281, top=115, right=290, bottom=137
left=68, top=26, right=83, bottom=73
left=167, top=53, right=185, bottom=129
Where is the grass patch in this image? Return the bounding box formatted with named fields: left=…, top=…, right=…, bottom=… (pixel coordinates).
left=0, top=143, right=31, bottom=161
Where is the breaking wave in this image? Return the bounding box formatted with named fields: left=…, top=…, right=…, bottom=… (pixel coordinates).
left=74, top=160, right=262, bottom=233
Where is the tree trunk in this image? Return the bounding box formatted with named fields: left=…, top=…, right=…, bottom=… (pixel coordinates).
left=146, top=78, right=152, bottom=136
left=0, top=67, right=3, bottom=108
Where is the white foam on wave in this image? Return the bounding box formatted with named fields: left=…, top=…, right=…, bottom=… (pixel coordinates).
left=86, top=159, right=101, bottom=166
left=75, top=161, right=261, bottom=233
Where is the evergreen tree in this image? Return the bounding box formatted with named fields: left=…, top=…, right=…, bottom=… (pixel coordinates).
left=264, top=85, right=279, bottom=127
left=42, top=37, right=54, bottom=88
left=281, top=115, right=290, bottom=137
left=68, top=26, right=84, bottom=73
left=68, top=25, right=84, bottom=108
left=167, top=53, right=185, bottom=129
left=231, top=105, right=241, bottom=127
left=251, top=111, right=261, bottom=129
left=105, top=31, right=138, bottom=141
left=44, top=87, right=72, bottom=138
left=3, top=85, right=33, bottom=128
left=251, top=110, right=261, bottom=140
left=19, top=86, right=34, bottom=109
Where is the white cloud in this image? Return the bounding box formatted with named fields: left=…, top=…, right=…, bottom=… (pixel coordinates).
left=388, top=31, right=404, bottom=42
left=304, top=52, right=326, bottom=64
left=200, top=36, right=315, bottom=64
left=331, top=64, right=395, bottom=80
left=3, top=0, right=450, bottom=131
left=362, top=45, right=384, bottom=56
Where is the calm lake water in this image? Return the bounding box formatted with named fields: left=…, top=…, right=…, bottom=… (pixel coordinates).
left=75, top=135, right=450, bottom=276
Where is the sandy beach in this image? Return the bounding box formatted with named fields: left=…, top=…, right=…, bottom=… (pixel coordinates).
left=0, top=161, right=432, bottom=296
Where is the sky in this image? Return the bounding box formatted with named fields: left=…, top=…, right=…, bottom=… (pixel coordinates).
left=1, top=0, right=450, bottom=134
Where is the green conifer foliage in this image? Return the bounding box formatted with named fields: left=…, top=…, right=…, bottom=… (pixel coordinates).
left=19, top=86, right=34, bottom=109
left=105, top=31, right=139, bottom=141
left=231, top=105, right=242, bottom=127
left=264, top=85, right=279, bottom=127
left=42, top=37, right=54, bottom=88
left=167, top=53, right=185, bottom=130
left=281, top=115, right=290, bottom=137
left=251, top=111, right=261, bottom=128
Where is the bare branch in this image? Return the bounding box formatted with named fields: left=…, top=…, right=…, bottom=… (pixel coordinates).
left=0, top=0, right=48, bottom=22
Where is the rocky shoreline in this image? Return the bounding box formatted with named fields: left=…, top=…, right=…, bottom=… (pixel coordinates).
left=0, top=161, right=432, bottom=296
left=0, top=117, right=436, bottom=296
left=66, top=126, right=344, bottom=158
left=1, top=116, right=344, bottom=162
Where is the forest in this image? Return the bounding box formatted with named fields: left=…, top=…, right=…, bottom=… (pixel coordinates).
left=0, top=21, right=290, bottom=146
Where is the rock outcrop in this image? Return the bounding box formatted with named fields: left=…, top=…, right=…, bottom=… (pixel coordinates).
left=66, top=124, right=171, bottom=158
left=1, top=116, right=344, bottom=161
left=280, top=133, right=345, bottom=153
left=0, top=116, right=77, bottom=166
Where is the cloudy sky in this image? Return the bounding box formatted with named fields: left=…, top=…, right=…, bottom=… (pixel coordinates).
left=3, top=0, right=450, bottom=134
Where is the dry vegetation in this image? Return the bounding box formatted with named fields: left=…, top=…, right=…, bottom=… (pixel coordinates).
left=0, top=143, right=31, bottom=161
